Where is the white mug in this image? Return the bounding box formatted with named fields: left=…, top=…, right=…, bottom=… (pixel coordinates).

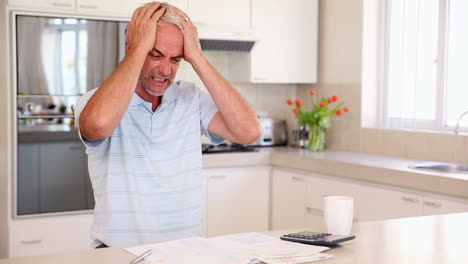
left=323, top=196, right=354, bottom=235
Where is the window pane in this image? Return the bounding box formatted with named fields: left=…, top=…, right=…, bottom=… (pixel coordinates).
left=445, top=0, right=468, bottom=127
left=61, top=31, right=76, bottom=94
left=79, top=29, right=87, bottom=94
left=64, top=18, right=78, bottom=24
left=387, top=0, right=439, bottom=120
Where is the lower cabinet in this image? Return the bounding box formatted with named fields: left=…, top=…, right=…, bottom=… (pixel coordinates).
left=9, top=214, right=93, bottom=258
left=203, top=166, right=271, bottom=237
left=271, top=168, right=468, bottom=231
left=271, top=169, right=306, bottom=230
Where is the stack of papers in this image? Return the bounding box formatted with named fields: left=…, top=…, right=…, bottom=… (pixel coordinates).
left=125, top=233, right=333, bottom=264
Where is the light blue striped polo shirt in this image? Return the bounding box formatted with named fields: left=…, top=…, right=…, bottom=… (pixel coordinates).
left=75, top=81, right=223, bottom=247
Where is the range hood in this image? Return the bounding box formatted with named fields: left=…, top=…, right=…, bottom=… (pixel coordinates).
left=198, top=27, right=257, bottom=52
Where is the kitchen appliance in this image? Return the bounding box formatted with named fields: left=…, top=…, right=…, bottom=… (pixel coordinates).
left=290, top=127, right=309, bottom=149
left=249, top=118, right=288, bottom=147
left=202, top=143, right=257, bottom=154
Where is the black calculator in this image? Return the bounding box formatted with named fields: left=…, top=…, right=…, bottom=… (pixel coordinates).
left=280, top=231, right=355, bottom=247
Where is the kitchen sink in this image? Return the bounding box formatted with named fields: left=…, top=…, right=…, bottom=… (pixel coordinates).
left=409, top=161, right=468, bottom=174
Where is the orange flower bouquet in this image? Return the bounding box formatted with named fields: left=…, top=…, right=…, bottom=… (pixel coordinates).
left=287, top=89, right=349, bottom=151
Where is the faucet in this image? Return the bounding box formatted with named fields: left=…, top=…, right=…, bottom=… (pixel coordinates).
left=454, top=110, right=468, bottom=135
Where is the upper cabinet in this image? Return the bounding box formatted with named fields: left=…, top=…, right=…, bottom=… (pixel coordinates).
left=7, top=0, right=188, bottom=19
left=7, top=0, right=75, bottom=12
left=7, top=0, right=317, bottom=84
left=230, top=0, right=318, bottom=83
left=188, top=0, right=250, bottom=31
left=76, top=0, right=188, bottom=18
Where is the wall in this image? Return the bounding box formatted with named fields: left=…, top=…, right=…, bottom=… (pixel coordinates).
left=297, top=0, right=363, bottom=152
left=297, top=0, right=468, bottom=164
left=0, top=0, right=10, bottom=258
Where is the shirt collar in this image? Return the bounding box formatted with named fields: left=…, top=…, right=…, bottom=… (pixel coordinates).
left=129, top=81, right=182, bottom=107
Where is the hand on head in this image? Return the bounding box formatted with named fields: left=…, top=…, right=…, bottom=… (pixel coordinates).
left=126, top=2, right=166, bottom=53
left=169, top=5, right=204, bottom=64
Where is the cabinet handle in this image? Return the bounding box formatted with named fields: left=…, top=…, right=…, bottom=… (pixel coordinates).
left=79, top=4, right=98, bottom=9
left=209, top=175, right=227, bottom=179
left=21, top=239, right=42, bottom=244
left=423, top=201, right=442, bottom=208
left=52, top=2, right=72, bottom=7
left=305, top=207, right=322, bottom=213
left=253, top=76, right=268, bottom=81
left=291, top=176, right=304, bottom=181
left=401, top=197, right=419, bottom=203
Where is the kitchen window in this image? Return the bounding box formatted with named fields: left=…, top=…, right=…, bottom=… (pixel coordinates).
left=368, top=0, right=468, bottom=133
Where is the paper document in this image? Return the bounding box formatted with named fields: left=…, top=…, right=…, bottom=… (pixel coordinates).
left=125, top=233, right=332, bottom=264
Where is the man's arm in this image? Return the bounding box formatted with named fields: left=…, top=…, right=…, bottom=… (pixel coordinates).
left=173, top=8, right=261, bottom=145
left=79, top=2, right=165, bottom=140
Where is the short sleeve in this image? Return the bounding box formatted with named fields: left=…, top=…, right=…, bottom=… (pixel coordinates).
left=199, top=88, right=224, bottom=144
left=74, top=88, right=108, bottom=150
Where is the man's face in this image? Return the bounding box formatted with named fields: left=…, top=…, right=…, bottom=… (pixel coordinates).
left=138, top=24, right=183, bottom=97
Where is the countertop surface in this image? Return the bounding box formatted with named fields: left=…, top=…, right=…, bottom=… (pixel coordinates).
left=202, top=147, right=468, bottom=199
left=17, top=125, right=80, bottom=142
left=1, top=212, right=467, bottom=264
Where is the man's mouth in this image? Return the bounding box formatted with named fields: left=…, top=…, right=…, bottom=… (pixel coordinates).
left=150, top=76, right=167, bottom=84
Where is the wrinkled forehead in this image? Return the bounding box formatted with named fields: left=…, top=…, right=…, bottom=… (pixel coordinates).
left=154, top=23, right=184, bottom=55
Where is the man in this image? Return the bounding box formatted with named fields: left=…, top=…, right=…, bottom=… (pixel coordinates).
left=75, top=2, right=260, bottom=248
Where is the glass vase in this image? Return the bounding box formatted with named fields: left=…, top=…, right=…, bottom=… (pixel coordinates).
left=308, top=125, right=325, bottom=152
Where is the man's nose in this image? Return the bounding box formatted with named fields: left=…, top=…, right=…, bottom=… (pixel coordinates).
left=158, top=60, right=171, bottom=77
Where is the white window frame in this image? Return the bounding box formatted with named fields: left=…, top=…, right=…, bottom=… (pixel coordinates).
left=379, top=0, right=466, bottom=133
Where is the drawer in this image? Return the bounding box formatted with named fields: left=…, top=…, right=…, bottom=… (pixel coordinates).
left=9, top=214, right=93, bottom=257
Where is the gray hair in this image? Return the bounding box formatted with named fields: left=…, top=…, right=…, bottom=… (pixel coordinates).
left=157, top=2, right=183, bottom=31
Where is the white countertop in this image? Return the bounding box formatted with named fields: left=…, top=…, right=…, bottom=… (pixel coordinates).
left=1, top=212, right=467, bottom=264
left=203, top=147, right=468, bottom=199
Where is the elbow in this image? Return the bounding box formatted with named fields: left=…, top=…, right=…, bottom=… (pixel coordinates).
left=79, top=113, right=113, bottom=141
left=234, top=122, right=262, bottom=145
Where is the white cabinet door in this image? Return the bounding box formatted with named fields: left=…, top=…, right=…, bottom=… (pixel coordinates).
left=8, top=0, right=75, bottom=12
left=9, top=214, right=93, bottom=257
left=357, top=185, right=422, bottom=221
left=188, top=0, right=250, bottom=30
left=249, top=0, right=318, bottom=83
left=422, top=197, right=468, bottom=216
left=305, top=172, right=361, bottom=214
left=271, top=169, right=307, bottom=230
left=77, top=0, right=188, bottom=19
left=204, top=166, right=270, bottom=237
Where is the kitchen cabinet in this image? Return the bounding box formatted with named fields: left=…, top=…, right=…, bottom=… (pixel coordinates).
left=9, top=214, right=93, bottom=257
left=271, top=169, right=307, bottom=230
left=204, top=166, right=270, bottom=237
left=421, top=197, right=468, bottom=216
left=271, top=168, right=359, bottom=231
left=272, top=167, right=468, bottom=226
left=76, top=0, right=188, bottom=19
left=7, top=0, right=75, bottom=12
left=188, top=0, right=250, bottom=30
left=229, top=0, right=318, bottom=83
left=272, top=168, right=468, bottom=229
left=356, top=185, right=422, bottom=221
left=7, top=0, right=187, bottom=18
